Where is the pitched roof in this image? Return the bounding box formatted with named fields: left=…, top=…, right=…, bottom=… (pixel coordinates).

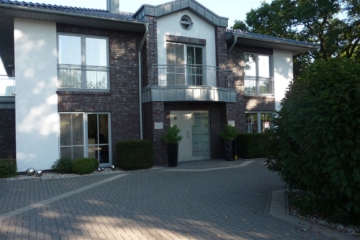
left=133, top=0, right=228, bottom=27
left=0, top=0, right=142, bottom=22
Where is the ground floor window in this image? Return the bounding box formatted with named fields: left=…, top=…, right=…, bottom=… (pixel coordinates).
left=246, top=112, right=272, bottom=133
left=59, top=113, right=111, bottom=165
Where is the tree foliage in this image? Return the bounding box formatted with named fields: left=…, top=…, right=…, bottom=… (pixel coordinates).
left=263, top=58, right=360, bottom=224
left=233, top=0, right=360, bottom=75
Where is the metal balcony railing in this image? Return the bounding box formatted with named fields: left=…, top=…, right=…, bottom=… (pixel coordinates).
left=0, top=75, right=15, bottom=96
left=244, top=76, right=274, bottom=95
left=58, top=65, right=110, bottom=90
left=148, top=64, right=233, bottom=89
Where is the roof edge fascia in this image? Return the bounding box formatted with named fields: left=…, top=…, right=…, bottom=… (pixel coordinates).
left=0, top=3, right=148, bottom=27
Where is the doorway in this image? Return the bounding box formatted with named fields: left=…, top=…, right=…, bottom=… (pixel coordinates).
left=170, top=111, right=210, bottom=161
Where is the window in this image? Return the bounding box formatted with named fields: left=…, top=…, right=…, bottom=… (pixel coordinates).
left=58, top=34, right=109, bottom=90
left=180, top=15, right=193, bottom=30
left=60, top=113, right=111, bottom=165
left=246, top=112, right=272, bottom=133
left=166, top=43, right=205, bottom=86
left=244, top=53, right=273, bottom=95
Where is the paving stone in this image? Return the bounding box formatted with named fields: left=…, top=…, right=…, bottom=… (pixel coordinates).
left=0, top=159, right=340, bottom=239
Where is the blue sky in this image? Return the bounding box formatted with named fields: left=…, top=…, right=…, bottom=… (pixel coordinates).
left=38, top=0, right=270, bottom=28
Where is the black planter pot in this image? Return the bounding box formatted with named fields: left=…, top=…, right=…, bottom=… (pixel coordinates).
left=224, top=140, right=235, bottom=161
left=167, top=143, right=179, bottom=167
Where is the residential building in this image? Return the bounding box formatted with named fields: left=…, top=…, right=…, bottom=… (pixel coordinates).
left=0, top=0, right=316, bottom=171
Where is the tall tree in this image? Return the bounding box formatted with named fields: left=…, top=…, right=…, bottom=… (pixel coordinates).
left=233, top=0, right=360, bottom=74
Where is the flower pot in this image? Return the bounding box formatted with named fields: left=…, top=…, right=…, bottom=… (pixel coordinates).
left=224, top=140, right=235, bottom=161
left=167, top=143, right=179, bottom=167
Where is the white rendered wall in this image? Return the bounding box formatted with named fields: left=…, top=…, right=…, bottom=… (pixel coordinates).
left=157, top=10, right=216, bottom=85
left=14, top=19, right=59, bottom=172
left=273, top=49, right=293, bottom=111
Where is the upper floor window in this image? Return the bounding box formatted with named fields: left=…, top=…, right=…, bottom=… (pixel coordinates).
left=244, top=53, right=273, bottom=95
left=58, top=34, right=109, bottom=90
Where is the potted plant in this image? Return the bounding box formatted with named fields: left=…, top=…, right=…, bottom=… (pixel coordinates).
left=220, top=124, right=239, bottom=161
left=161, top=125, right=183, bottom=167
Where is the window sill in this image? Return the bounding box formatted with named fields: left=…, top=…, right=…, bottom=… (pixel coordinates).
left=56, top=90, right=111, bottom=95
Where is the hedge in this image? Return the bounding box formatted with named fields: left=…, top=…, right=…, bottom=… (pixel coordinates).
left=116, top=140, right=153, bottom=170
left=72, top=158, right=95, bottom=175
left=236, top=133, right=266, bottom=158
left=0, top=159, right=17, bottom=178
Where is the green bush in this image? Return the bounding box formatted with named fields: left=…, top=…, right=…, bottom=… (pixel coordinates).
left=0, top=159, right=17, bottom=178
left=264, top=58, right=360, bottom=224
left=91, top=158, right=99, bottom=170
left=72, top=158, right=95, bottom=175
left=117, top=140, right=153, bottom=170
left=51, top=158, right=73, bottom=173
left=161, top=126, right=182, bottom=143
left=236, top=133, right=266, bottom=158
left=220, top=124, right=239, bottom=141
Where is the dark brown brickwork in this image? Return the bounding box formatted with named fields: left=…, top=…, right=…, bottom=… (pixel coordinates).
left=143, top=16, right=158, bottom=87
left=215, top=27, right=227, bottom=69
left=0, top=109, right=16, bottom=159
left=245, top=97, right=275, bottom=111
left=143, top=102, right=166, bottom=165
left=166, top=35, right=206, bottom=45
left=57, top=24, right=143, bottom=165
left=226, top=45, right=275, bottom=130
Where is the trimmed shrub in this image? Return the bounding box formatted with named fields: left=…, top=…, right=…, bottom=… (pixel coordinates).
left=264, top=58, right=360, bottom=224
left=72, top=158, right=95, bottom=175
left=117, top=140, right=153, bottom=170
left=51, top=158, right=73, bottom=174
left=0, top=159, right=17, bottom=178
left=91, top=158, right=99, bottom=170
left=236, top=133, right=266, bottom=158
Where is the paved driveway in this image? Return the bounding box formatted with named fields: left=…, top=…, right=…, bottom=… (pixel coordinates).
left=0, top=159, right=337, bottom=239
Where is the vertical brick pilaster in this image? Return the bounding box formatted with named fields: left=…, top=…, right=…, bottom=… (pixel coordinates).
left=0, top=109, right=16, bottom=159
left=144, top=16, right=158, bottom=87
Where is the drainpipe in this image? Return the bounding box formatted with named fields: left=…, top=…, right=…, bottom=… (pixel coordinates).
left=138, top=23, right=149, bottom=139
left=228, top=35, right=238, bottom=54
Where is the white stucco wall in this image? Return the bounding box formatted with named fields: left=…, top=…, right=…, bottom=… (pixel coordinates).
left=14, top=19, right=59, bottom=171
left=273, top=49, right=293, bottom=111
left=157, top=10, right=216, bottom=85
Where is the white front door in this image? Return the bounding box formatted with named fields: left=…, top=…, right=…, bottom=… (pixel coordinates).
left=170, top=111, right=210, bottom=161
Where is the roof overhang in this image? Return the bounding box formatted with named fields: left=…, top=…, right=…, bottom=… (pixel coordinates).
left=0, top=4, right=147, bottom=33
left=226, top=32, right=317, bottom=55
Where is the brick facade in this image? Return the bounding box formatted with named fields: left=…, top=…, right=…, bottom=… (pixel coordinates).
left=0, top=109, right=16, bottom=159
left=57, top=24, right=143, bottom=165
left=227, top=44, right=275, bottom=118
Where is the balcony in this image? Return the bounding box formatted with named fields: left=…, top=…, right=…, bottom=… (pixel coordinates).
left=142, top=65, right=236, bottom=103
left=0, top=75, right=15, bottom=96
left=244, top=76, right=274, bottom=96
left=58, top=65, right=110, bottom=90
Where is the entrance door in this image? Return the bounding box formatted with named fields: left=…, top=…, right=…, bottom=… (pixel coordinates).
left=170, top=111, right=210, bottom=161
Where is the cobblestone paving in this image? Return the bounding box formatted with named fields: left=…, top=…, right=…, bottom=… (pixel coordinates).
left=0, top=159, right=336, bottom=239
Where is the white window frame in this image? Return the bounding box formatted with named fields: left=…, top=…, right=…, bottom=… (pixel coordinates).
left=58, top=112, right=112, bottom=166
left=244, top=53, right=273, bottom=95
left=57, top=33, right=110, bottom=90
left=245, top=112, right=273, bottom=133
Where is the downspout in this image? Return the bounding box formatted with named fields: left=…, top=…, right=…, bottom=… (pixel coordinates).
left=139, top=23, right=149, bottom=139
left=228, top=35, right=238, bottom=54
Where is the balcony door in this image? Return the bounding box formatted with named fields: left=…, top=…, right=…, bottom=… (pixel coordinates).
left=166, top=43, right=203, bottom=86
left=187, top=46, right=203, bottom=85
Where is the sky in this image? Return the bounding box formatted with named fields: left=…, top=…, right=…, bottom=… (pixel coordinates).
left=37, top=0, right=270, bottom=28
